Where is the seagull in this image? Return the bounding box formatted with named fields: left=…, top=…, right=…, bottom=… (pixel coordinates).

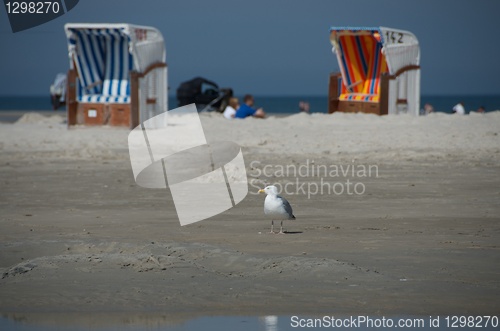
left=258, top=185, right=295, bottom=234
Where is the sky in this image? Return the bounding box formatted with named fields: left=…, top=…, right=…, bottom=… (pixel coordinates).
left=0, top=0, right=499, bottom=97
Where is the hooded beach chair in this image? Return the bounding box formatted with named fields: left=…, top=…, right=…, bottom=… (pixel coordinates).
left=64, top=23, right=168, bottom=128
left=328, top=27, right=420, bottom=115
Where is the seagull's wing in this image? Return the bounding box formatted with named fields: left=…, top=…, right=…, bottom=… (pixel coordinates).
left=278, top=195, right=295, bottom=219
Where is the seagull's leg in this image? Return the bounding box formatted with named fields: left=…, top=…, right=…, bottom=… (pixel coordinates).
left=269, top=220, right=276, bottom=234
left=278, top=220, right=285, bottom=234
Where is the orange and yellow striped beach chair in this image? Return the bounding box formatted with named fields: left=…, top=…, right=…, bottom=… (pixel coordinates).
left=329, top=27, right=421, bottom=115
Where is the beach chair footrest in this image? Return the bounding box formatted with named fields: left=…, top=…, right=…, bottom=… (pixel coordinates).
left=76, top=103, right=131, bottom=126
left=338, top=100, right=380, bottom=114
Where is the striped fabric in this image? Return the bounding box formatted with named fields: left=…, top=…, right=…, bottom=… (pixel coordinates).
left=69, top=28, right=133, bottom=103
left=362, top=39, right=388, bottom=97
left=336, top=31, right=388, bottom=102
left=337, top=75, right=348, bottom=96
left=338, top=94, right=380, bottom=102
left=337, top=34, right=368, bottom=93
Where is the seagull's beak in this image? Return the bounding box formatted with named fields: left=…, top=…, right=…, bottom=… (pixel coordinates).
left=258, top=189, right=265, bottom=194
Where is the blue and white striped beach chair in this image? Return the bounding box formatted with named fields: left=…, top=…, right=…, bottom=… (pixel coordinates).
left=65, top=23, right=167, bottom=127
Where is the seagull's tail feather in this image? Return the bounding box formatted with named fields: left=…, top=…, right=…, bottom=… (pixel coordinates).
left=291, top=214, right=296, bottom=220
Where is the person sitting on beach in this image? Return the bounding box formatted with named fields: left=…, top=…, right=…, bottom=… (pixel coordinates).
left=234, top=94, right=265, bottom=119
left=452, top=102, right=465, bottom=115
left=424, top=103, right=434, bottom=115
left=477, top=106, right=486, bottom=113
left=223, top=97, right=239, bottom=119
left=299, top=101, right=310, bottom=113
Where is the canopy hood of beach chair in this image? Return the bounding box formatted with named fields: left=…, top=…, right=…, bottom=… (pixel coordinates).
left=64, top=23, right=166, bottom=73
left=329, top=26, right=420, bottom=76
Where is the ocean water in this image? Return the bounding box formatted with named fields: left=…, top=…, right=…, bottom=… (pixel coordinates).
left=0, top=95, right=499, bottom=114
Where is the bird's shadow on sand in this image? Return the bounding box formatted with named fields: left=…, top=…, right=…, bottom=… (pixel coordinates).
left=283, top=231, right=303, bottom=235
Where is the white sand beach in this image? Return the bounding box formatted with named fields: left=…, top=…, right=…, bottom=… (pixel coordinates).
left=3, top=111, right=500, bottom=163
left=1, top=111, right=499, bottom=325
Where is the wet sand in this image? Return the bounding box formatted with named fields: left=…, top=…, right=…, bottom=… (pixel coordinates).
left=0, top=112, right=499, bottom=325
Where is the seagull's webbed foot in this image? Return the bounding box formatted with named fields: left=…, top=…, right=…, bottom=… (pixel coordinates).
left=278, top=221, right=285, bottom=234
left=269, top=220, right=276, bottom=234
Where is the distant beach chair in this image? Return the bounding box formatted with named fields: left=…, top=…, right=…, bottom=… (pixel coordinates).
left=50, top=73, right=67, bottom=110
left=64, top=23, right=168, bottom=128
left=328, top=27, right=421, bottom=115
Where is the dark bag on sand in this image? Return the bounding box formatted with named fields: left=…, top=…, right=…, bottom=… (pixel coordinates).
left=176, top=77, right=232, bottom=112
